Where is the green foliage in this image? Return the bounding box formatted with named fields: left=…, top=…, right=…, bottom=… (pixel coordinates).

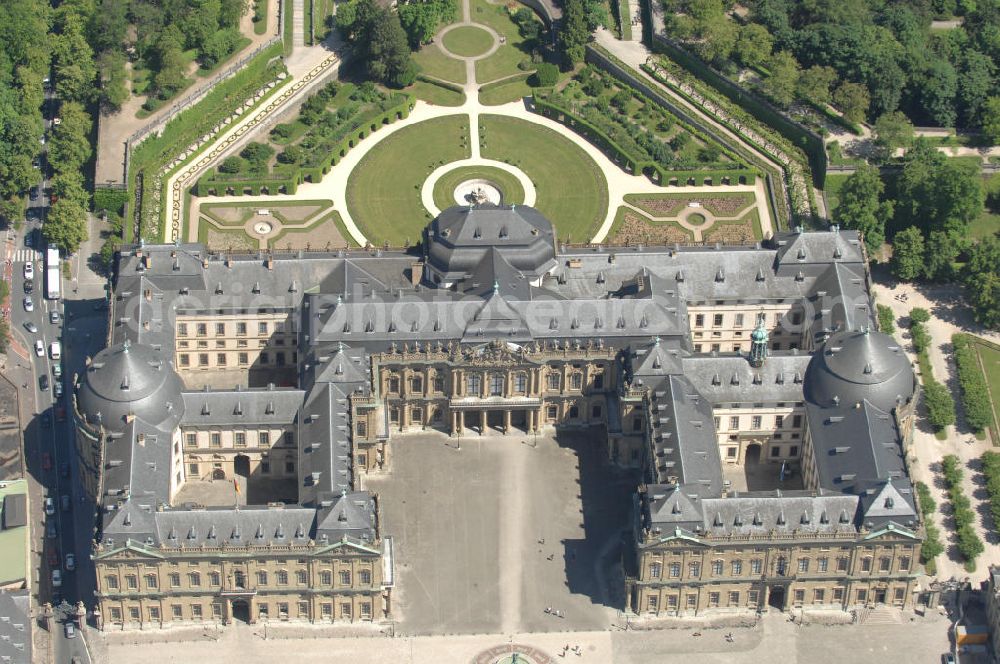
left=981, top=452, right=1000, bottom=537
left=911, top=321, right=931, bottom=354
left=894, top=140, right=984, bottom=238
left=43, top=199, right=89, bottom=254
left=940, top=454, right=983, bottom=563
left=797, top=65, right=837, bottom=105
left=339, top=0, right=416, bottom=87
left=916, top=481, right=936, bottom=515
left=559, top=0, right=591, bottom=64
left=910, top=307, right=931, bottom=324
left=953, top=334, right=993, bottom=433
left=532, top=62, right=559, bottom=88
left=199, top=27, right=242, bottom=69
left=760, top=51, right=799, bottom=108
left=963, top=234, right=1000, bottom=330
left=835, top=164, right=891, bottom=253
left=733, top=23, right=772, bottom=68
left=832, top=82, right=870, bottom=125
left=873, top=111, right=914, bottom=160
left=982, top=97, right=1000, bottom=145
left=924, top=379, right=956, bottom=430
left=239, top=142, right=275, bottom=169
left=93, top=188, right=128, bottom=221
left=876, top=303, right=895, bottom=334
left=219, top=156, right=244, bottom=174
left=890, top=226, right=925, bottom=281
left=398, top=0, right=456, bottom=48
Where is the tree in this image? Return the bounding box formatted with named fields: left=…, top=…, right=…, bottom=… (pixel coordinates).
left=43, top=199, right=89, bottom=254
left=341, top=0, right=416, bottom=88
left=51, top=19, right=97, bottom=104
left=151, top=29, right=188, bottom=97
left=398, top=3, right=440, bottom=47
left=833, top=81, right=870, bottom=124
left=48, top=102, right=93, bottom=173
left=982, top=96, right=1000, bottom=145
left=963, top=236, right=1000, bottom=329
left=240, top=142, right=274, bottom=169
left=958, top=49, right=996, bottom=127
left=558, top=0, right=590, bottom=65
left=910, top=307, right=930, bottom=324
left=797, top=65, right=837, bottom=105
left=894, top=140, right=983, bottom=237
left=277, top=145, right=306, bottom=164
left=695, top=16, right=736, bottom=64
left=531, top=62, right=559, bottom=87
left=873, top=111, right=914, bottom=161
left=734, top=23, right=772, bottom=68
left=761, top=50, right=799, bottom=107
left=199, top=27, right=240, bottom=68
left=834, top=164, right=892, bottom=253
left=923, top=380, right=956, bottom=430
left=218, top=156, right=244, bottom=173
left=890, top=226, right=925, bottom=281
left=98, top=50, right=129, bottom=111
left=916, top=58, right=958, bottom=127
left=923, top=229, right=960, bottom=281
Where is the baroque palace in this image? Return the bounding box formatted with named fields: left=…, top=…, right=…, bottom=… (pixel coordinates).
left=74, top=204, right=922, bottom=628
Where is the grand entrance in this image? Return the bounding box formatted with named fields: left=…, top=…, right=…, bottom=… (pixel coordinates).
left=231, top=599, right=250, bottom=624
left=234, top=454, right=251, bottom=478
left=768, top=585, right=786, bottom=610
left=487, top=410, right=504, bottom=432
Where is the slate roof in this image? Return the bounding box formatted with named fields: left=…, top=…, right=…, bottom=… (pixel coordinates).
left=0, top=591, right=30, bottom=664
left=180, top=387, right=304, bottom=427
left=681, top=353, right=810, bottom=404
left=804, top=328, right=914, bottom=411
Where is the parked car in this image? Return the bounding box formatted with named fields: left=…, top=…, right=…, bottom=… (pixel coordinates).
left=49, top=310, right=60, bottom=324
left=33, top=340, right=43, bottom=356
left=48, top=341, right=60, bottom=360
left=64, top=553, right=75, bottom=571
left=44, top=497, right=55, bottom=516
left=51, top=569, right=61, bottom=588
left=53, top=382, right=63, bottom=399
left=45, top=521, right=56, bottom=539
left=24, top=321, right=37, bottom=334
left=46, top=547, right=59, bottom=568
left=23, top=262, right=33, bottom=279
left=64, top=622, right=75, bottom=639
left=41, top=452, right=51, bottom=470
left=60, top=495, right=70, bottom=512
left=38, top=375, right=48, bottom=392
left=23, top=296, right=33, bottom=312
left=28, top=187, right=38, bottom=201
left=52, top=364, right=61, bottom=379
left=23, top=278, right=33, bottom=293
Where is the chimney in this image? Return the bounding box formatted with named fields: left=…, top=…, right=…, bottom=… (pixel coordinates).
left=410, top=261, right=424, bottom=286
left=265, top=257, right=274, bottom=270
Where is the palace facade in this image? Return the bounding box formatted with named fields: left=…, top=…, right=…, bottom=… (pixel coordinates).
left=75, top=204, right=921, bottom=628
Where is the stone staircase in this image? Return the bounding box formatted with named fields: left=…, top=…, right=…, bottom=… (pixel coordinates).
left=853, top=606, right=902, bottom=625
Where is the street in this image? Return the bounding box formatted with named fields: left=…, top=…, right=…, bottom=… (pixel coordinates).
left=2, top=86, right=109, bottom=664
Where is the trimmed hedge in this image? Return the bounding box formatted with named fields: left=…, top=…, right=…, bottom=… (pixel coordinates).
left=93, top=187, right=129, bottom=222
left=197, top=94, right=414, bottom=197
left=942, top=454, right=984, bottom=568
left=877, top=303, right=895, bottom=334
left=911, top=316, right=955, bottom=431
left=915, top=481, right=943, bottom=569
left=953, top=334, right=993, bottom=434
left=982, top=452, right=1000, bottom=536
left=532, top=97, right=756, bottom=186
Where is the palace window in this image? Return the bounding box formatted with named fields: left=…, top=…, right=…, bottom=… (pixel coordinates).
left=411, top=376, right=423, bottom=393
left=593, top=373, right=604, bottom=389
left=751, top=416, right=762, bottom=430
left=695, top=314, right=705, bottom=327
left=210, top=432, right=221, bottom=448
left=569, top=405, right=579, bottom=419
left=489, top=373, right=504, bottom=396
left=320, top=571, right=332, bottom=585
left=237, top=322, right=247, bottom=336
left=238, top=352, right=249, bottom=366
left=234, top=432, right=246, bottom=447
left=546, top=373, right=560, bottom=391
left=257, top=571, right=268, bottom=586
left=731, top=560, right=742, bottom=575
left=297, top=570, right=308, bottom=584
left=261, top=459, right=271, bottom=474
left=668, top=562, right=680, bottom=578
left=360, top=570, right=372, bottom=585
left=818, top=557, right=828, bottom=572
left=647, top=596, right=658, bottom=612
left=467, top=374, right=481, bottom=395
left=145, top=574, right=158, bottom=589
left=713, top=314, right=724, bottom=327
left=861, top=557, right=873, bottom=572
left=711, top=560, right=723, bottom=576
left=729, top=416, right=739, bottom=430
left=734, top=313, right=744, bottom=327
left=361, top=602, right=372, bottom=619
left=356, top=422, right=367, bottom=437
left=815, top=589, right=826, bottom=603
left=258, top=322, right=268, bottom=336
left=178, top=323, right=188, bottom=337
left=792, top=415, right=803, bottom=428
left=667, top=595, right=678, bottom=609
left=186, top=433, right=197, bottom=447
left=798, top=559, right=809, bottom=573
left=794, top=589, right=805, bottom=605
left=105, top=576, right=119, bottom=590
left=708, top=592, right=720, bottom=607
left=856, top=589, right=868, bottom=603
left=547, top=406, right=558, bottom=420
left=169, top=573, right=180, bottom=588
left=198, top=353, right=209, bottom=366
left=899, top=556, right=911, bottom=572
left=189, top=572, right=201, bottom=587
left=197, top=323, right=207, bottom=337
left=879, top=557, right=891, bottom=572
left=298, top=601, right=310, bottom=618
left=125, top=575, right=138, bottom=590
left=340, top=603, right=352, bottom=619
left=775, top=415, right=784, bottom=428
left=570, top=373, right=582, bottom=390
left=210, top=572, right=221, bottom=586
left=339, top=571, right=351, bottom=585
left=729, top=591, right=740, bottom=606
left=750, top=559, right=762, bottom=575
left=833, top=588, right=844, bottom=602
left=215, top=323, right=225, bottom=335
left=649, top=562, right=662, bottom=579
left=688, top=562, right=701, bottom=578
left=433, top=375, right=445, bottom=393
left=259, top=431, right=270, bottom=446
left=837, top=557, right=849, bottom=572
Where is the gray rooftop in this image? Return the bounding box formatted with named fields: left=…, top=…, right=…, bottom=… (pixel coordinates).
left=0, top=591, right=30, bottom=664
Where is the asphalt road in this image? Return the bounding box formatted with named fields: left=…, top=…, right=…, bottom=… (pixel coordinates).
left=4, top=91, right=106, bottom=664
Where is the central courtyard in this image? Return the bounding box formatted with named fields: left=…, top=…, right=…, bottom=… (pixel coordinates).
left=367, top=431, right=637, bottom=635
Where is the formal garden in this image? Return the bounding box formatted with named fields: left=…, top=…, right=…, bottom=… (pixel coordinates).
left=431, top=166, right=526, bottom=210
left=609, top=191, right=763, bottom=245
left=198, top=199, right=355, bottom=250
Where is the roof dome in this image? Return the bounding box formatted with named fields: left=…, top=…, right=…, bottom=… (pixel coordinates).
left=76, top=341, right=185, bottom=433
left=804, top=328, right=915, bottom=411
left=424, top=205, right=557, bottom=282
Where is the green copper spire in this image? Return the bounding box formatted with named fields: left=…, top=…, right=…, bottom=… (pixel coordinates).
left=749, top=312, right=768, bottom=368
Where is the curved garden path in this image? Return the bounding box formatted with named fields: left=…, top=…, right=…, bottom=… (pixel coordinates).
left=187, top=0, right=775, bottom=245
left=421, top=159, right=537, bottom=217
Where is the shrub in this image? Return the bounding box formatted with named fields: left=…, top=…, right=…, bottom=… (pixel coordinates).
left=219, top=156, right=244, bottom=173
left=953, top=334, right=993, bottom=433
left=982, top=452, right=1000, bottom=534
left=271, top=124, right=295, bottom=140
left=941, top=454, right=984, bottom=563
left=277, top=145, right=306, bottom=164
left=911, top=322, right=931, bottom=354
left=924, top=380, right=956, bottom=430
left=240, top=142, right=275, bottom=167
left=910, top=307, right=930, bottom=324
left=877, top=304, right=895, bottom=334
left=915, top=481, right=936, bottom=514
left=532, top=62, right=559, bottom=87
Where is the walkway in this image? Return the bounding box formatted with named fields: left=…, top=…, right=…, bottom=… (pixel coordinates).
left=874, top=276, right=1000, bottom=581
left=292, top=0, right=305, bottom=49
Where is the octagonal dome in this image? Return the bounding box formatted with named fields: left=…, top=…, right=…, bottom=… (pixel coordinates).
left=76, top=341, right=185, bottom=433
left=804, top=328, right=915, bottom=411
left=425, top=204, right=557, bottom=283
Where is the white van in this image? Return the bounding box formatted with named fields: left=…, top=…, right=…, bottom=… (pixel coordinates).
left=48, top=341, right=61, bottom=360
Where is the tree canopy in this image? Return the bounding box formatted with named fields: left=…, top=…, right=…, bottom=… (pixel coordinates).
left=338, top=0, right=417, bottom=87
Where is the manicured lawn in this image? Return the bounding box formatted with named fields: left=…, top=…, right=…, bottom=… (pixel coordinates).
left=443, top=25, right=495, bottom=57
left=346, top=115, right=471, bottom=246
left=432, top=165, right=526, bottom=210
left=480, top=114, right=608, bottom=242
left=480, top=77, right=533, bottom=105
left=413, top=45, right=467, bottom=85
left=471, top=0, right=537, bottom=83
left=253, top=0, right=269, bottom=34
left=410, top=80, right=466, bottom=107
left=823, top=173, right=851, bottom=218
left=974, top=341, right=1000, bottom=443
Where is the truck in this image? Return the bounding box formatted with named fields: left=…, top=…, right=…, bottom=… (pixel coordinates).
left=45, top=246, right=60, bottom=300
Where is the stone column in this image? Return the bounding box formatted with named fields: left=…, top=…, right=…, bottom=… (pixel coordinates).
left=504, top=409, right=511, bottom=433
left=481, top=410, right=487, bottom=435
left=451, top=410, right=458, bottom=436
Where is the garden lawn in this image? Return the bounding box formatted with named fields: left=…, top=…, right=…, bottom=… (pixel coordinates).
left=480, top=77, right=533, bottom=105
left=471, top=0, right=536, bottom=83
left=823, top=173, right=851, bottom=218
left=480, top=114, right=608, bottom=242
left=443, top=25, right=495, bottom=57
left=347, top=115, right=471, bottom=246
left=973, top=341, right=1000, bottom=443
left=413, top=45, right=467, bottom=85
left=432, top=166, right=526, bottom=210
left=410, top=80, right=466, bottom=107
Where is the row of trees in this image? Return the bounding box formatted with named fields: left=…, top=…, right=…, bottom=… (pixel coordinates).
left=910, top=307, right=956, bottom=431
left=941, top=454, right=985, bottom=569
left=953, top=334, right=994, bottom=434
left=662, top=0, right=1000, bottom=133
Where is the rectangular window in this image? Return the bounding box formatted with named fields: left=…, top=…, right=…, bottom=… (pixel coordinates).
left=708, top=592, right=720, bottom=608
left=257, top=571, right=268, bottom=586
left=713, top=313, right=723, bottom=327
left=798, top=559, right=809, bottom=573
left=667, top=594, right=678, bottom=609
left=238, top=352, right=249, bottom=366
left=751, top=415, right=762, bottom=430
left=217, top=353, right=227, bottom=366
left=278, top=603, right=289, bottom=619
left=297, top=570, right=308, bottom=584
left=750, top=559, right=762, bottom=575
left=186, top=433, right=197, bottom=447
left=178, top=323, right=188, bottom=337
left=467, top=374, right=482, bottom=395
left=285, top=459, right=295, bottom=473
left=145, top=574, right=158, bottom=589
left=748, top=590, right=759, bottom=606
left=210, top=572, right=221, bottom=586
left=169, top=572, right=180, bottom=588
left=668, top=562, right=680, bottom=578
left=149, top=606, right=160, bottom=621
left=729, top=591, right=740, bottom=606
left=547, top=406, right=558, bottom=420
left=818, top=557, right=828, bottom=573
left=793, top=414, right=802, bottom=428
left=775, top=415, right=784, bottom=428
left=261, top=459, right=270, bottom=474
left=546, top=373, right=560, bottom=390
left=171, top=605, right=182, bottom=619
left=188, top=463, right=199, bottom=476
left=210, top=432, right=221, bottom=448
left=361, top=602, right=372, bottom=619
left=320, top=571, right=332, bottom=585
left=731, top=560, right=742, bottom=575
left=711, top=560, right=723, bottom=575
left=833, top=587, right=845, bottom=602
left=237, top=322, right=247, bottom=336
left=216, top=323, right=225, bottom=335
left=126, top=575, right=138, bottom=589
left=196, top=323, right=207, bottom=337
left=179, top=354, right=190, bottom=367
left=339, top=570, right=351, bottom=585
left=110, top=607, right=123, bottom=622
left=570, top=373, right=582, bottom=390
left=105, top=575, right=119, bottom=590
left=695, top=314, right=705, bottom=327
left=340, top=603, right=352, bottom=619
left=856, top=589, right=868, bottom=603
left=837, top=557, right=849, bottom=572
left=192, top=605, right=203, bottom=620
left=771, top=446, right=781, bottom=458
left=298, top=601, right=310, bottom=618
left=794, top=589, right=805, bottom=604
left=212, top=603, right=223, bottom=619
left=321, top=603, right=332, bottom=618
left=734, top=313, right=744, bottom=327
left=894, top=587, right=905, bottom=602
left=899, top=556, right=911, bottom=572
left=862, top=557, right=872, bottom=572
left=688, top=562, right=700, bottom=578
left=815, top=589, right=826, bottom=603
left=234, top=432, right=246, bottom=447
left=360, top=570, right=372, bottom=585
left=879, top=557, right=891, bottom=572
left=633, top=416, right=643, bottom=432
left=686, top=594, right=697, bottom=608
left=129, top=607, right=140, bottom=621
left=433, top=375, right=445, bottom=393
left=356, top=421, right=368, bottom=437
left=198, top=353, right=209, bottom=366
left=259, top=431, right=270, bottom=446
left=729, top=416, right=739, bottom=430
left=647, top=596, right=659, bottom=611
left=258, top=322, right=268, bottom=335
left=189, top=572, right=201, bottom=587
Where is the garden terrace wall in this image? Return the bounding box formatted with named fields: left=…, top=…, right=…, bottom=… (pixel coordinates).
left=584, top=45, right=785, bottom=229
left=650, top=35, right=828, bottom=189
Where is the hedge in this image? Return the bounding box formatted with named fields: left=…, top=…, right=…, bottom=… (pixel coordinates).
left=911, top=316, right=955, bottom=431
left=953, top=334, right=993, bottom=434
left=914, top=481, right=944, bottom=569
left=942, top=454, right=984, bottom=568
left=196, top=94, right=414, bottom=197
left=876, top=303, right=895, bottom=334
left=532, top=97, right=757, bottom=187
left=981, top=452, right=1000, bottom=536
left=93, top=187, right=129, bottom=222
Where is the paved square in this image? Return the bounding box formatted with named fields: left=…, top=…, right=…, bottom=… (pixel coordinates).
left=367, top=430, right=636, bottom=635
